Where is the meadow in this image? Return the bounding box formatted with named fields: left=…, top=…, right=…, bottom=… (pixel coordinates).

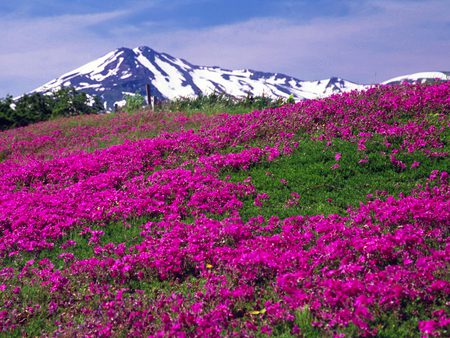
left=0, top=82, right=449, bottom=337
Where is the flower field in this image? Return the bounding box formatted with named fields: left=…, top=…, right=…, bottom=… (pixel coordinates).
left=0, top=82, right=449, bottom=337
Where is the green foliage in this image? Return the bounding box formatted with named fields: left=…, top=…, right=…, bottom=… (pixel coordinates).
left=286, top=94, right=295, bottom=104
left=156, top=93, right=295, bottom=116
left=0, top=95, right=14, bottom=130
left=0, top=88, right=104, bottom=131
left=51, top=87, right=99, bottom=117
left=12, top=93, right=53, bottom=127
left=123, top=93, right=145, bottom=114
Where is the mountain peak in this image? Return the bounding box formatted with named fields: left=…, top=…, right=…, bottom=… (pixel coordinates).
left=114, top=47, right=133, bottom=53
left=32, top=47, right=449, bottom=110
left=133, top=46, right=157, bottom=54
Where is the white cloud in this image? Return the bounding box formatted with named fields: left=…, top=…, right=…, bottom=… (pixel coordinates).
left=0, top=11, right=127, bottom=95
left=146, top=0, right=449, bottom=83
left=1, top=0, right=449, bottom=96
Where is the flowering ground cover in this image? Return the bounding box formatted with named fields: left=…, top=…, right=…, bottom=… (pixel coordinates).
left=0, top=82, right=449, bottom=337
left=0, top=110, right=210, bottom=162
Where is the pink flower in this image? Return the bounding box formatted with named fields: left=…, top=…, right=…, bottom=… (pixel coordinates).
left=261, top=325, right=272, bottom=335
left=358, top=157, right=368, bottom=164
left=418, top=320, right=437, bottom=335
left=331, top=163, right=340, bottom=170
left=254, top=193, right=270, bottom=207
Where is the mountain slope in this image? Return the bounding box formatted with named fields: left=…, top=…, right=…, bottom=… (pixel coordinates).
left=33, top=47, right=364, bottom=109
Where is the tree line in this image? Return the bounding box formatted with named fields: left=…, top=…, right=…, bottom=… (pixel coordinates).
left=0, top=88, right=104, bottom=131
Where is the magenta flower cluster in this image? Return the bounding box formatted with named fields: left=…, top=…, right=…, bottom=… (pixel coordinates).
left=0, top=82, right=449, bottom=336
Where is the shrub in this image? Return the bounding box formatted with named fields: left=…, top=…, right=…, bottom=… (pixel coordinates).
left=0, top=88, right=103, bottom=130
left=123, top=93, right=145, bottom=114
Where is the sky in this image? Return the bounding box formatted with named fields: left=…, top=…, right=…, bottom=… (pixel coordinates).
left=1, top=0, right=449, bottom=97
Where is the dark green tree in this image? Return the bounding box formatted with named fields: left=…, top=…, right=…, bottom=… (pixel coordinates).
left=0, top=88, right=104, bottom=131
left=51, top=87, right=102, bottom=117
left=0, top=95, right=14, bottom=130
left=12, top=93, right=53, bottom=127
left=92, top=95, right=105, bottom=112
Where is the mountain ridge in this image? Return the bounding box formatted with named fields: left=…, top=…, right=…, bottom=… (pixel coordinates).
left=32, top=46, right=450, bottom=109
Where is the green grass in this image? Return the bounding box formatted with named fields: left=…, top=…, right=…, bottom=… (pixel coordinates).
left=3, top=216, right=148, bottom=273
left=225, top=137, right=449, bottom=222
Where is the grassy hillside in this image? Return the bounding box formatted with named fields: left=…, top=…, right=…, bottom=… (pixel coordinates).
left=0, top=82, right=449, bottom=337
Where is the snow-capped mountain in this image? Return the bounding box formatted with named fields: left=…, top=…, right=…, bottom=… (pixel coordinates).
left=382, top=71, right=450, bottom=85
left=33, top=46, right=364, bottom=109
left=32, top=46, right=449, bottom=110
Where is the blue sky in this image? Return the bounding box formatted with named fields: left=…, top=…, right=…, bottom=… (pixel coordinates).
left=1, top=0, right=449, bottom=96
